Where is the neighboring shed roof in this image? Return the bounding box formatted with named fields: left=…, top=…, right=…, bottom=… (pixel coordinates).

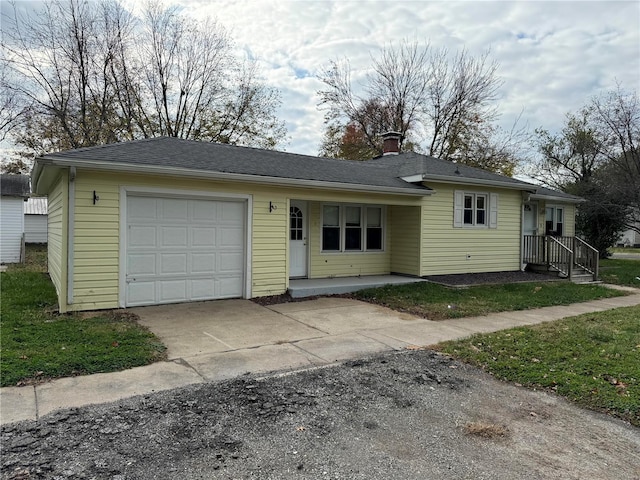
left=24, top=197, right=48, bottom=215
left=0, top=174, right=30, bottom=198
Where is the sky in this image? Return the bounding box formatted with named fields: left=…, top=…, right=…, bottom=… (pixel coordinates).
left=3, top=0, right=640, bottom=162
left=170, top=0, right=640, bottom=158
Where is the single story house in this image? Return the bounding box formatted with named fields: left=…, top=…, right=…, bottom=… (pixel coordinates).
left=24, top=197, right=48, bottom=244
left=31, top=134, right=589, bottom=313
left=0, top=174, right=30, bottom=264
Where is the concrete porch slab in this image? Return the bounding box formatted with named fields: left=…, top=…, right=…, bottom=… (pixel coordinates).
left=288, top=275, right=425, bottom=298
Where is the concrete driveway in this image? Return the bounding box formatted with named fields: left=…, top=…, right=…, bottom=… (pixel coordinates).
left=131, top=297, right=426, bottom=381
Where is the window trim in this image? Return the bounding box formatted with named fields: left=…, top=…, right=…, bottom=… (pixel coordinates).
left=321, top=203, right=386, bottom=253
left=454, top=190, right=498, bottom=229
left=545, top=205, right=564, bottom=236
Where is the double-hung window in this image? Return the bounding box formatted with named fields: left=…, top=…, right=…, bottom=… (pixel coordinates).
left=322, top=205, right=341, bottom=251
left=463, top=193, right=487, bottom=226
left=322, top=204, right=384, bottom=252
left=545, top=206, right=564, bottom=236
left=454, top=191, right=498, bottom=229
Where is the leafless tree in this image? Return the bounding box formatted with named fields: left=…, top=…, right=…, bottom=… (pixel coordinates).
left=592, top=86, right=640, bottom=233
left=317, top=40, right=518, bottom=174
left=1, top=0, right=286, bottom=157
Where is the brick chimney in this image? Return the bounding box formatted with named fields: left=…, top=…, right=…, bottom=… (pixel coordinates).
left=381, top=131, right=402, bottom=155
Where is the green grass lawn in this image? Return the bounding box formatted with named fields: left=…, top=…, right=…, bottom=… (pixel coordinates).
left=599, top=258, right=640, bottom=287
left=433, top=306, right=640, bottom=426
left=0, top=248, right=166, bottom=387
left=353, top=281, right=626, bottom=320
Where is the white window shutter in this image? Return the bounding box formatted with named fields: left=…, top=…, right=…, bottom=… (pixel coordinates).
left=453, top=191, right=463, bottom=228
left=489, top=193, right=498, bottom=228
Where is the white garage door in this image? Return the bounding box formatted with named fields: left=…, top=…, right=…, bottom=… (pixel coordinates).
left=125, top=195, right=245, bottom=307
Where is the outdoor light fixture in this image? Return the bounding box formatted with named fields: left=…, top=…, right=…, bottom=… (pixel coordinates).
left=269, top=201, right=277, bottom=212
left=93, top=190, right=100, bottom=205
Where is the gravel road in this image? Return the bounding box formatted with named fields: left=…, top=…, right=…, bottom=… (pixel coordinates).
left=2, top=350, right=639, bottom=480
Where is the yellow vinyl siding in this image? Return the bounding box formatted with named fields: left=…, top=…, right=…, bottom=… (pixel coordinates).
left=69, top=170, right=297, bottom=308
left=307, top=201, right=392, bottom=278
left=251, top=191, right=287, bottom=297
left=47, top=172, right=67, bottom=311
left=72, top=172, right=120, bottom=310
left=389, top=205, right=421, bottom=276
left=420, top=183, right=522, bottom=275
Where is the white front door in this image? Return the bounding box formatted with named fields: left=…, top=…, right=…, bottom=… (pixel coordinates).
left=523, top=203, right=538, bottom=266
left=523, top=203, right=538, bottom=236
left=289, top=200, right=307, bottom=278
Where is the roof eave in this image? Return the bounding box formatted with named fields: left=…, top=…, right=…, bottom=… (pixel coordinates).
left=528, top=193, right=584, bottom=204
left=36, top=156, right=433, bottom=197
left=422, top=173, right=533, bottom=191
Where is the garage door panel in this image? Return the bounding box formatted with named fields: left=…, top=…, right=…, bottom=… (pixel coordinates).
left=219, top=276, right=243, bottom=297
left=161, top=198, right=188, bottom=220
left=191, top=253, right=215, bottom=273
left=159, top=280, right=188, bottom=303
left=160, top=253, right=188, bottom=275
left=220, top=201, right=243, bottom=220
left=192, top=200, right=217, bottom=222
left=128, top=282, right=156, bottom=306
left=191, top=278, right=216, bottom=300
left=220, top=252, right=243, bottom=272
left=192, top=227, right=216, bottom=246
left=129, top=226, right=157, bottom=247
left=128, top=197, right=157, bottom=219
left=161, top=226, right=188, bottom=246
left=220, top=227, right=244, bottom=246
left=128, top=253, right=156, bottom=275
left=126, top=195, right=246, bottom=307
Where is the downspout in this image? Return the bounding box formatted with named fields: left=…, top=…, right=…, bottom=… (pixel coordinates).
left=67, top=167, right=76, bottom=306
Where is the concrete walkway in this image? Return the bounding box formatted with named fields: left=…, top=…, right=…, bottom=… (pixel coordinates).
left=2, top=290, right=640, bottom=425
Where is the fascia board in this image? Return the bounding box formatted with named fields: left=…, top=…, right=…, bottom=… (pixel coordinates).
left=528, top=193, right=584, bottom=204
left=422, top=174, right=534, bottom=191
left=38, top=156, right=433, bottom=197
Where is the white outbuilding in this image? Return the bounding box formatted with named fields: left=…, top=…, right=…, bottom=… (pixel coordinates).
left=0, top=174, right=30, bottom=263
left=24, top=197, right=48, bottom=244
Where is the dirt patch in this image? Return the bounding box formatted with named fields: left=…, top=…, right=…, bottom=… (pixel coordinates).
left=424, top=270, right=561, bottom=287
left=2, top=350, right=638, bottom=479
left=464, top=421, right=509, bottom=439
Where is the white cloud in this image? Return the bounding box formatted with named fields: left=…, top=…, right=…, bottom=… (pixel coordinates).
left=176, top=0, right=639, bottom=156
left=5, top=0, right=639, bottom=159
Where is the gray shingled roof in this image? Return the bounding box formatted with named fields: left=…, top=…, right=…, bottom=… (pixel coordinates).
left=40, top=137, right=429, bottom=193
left=368, top=152, right=534, bottom=187
left=37, top=137, right=574, bottom=200
left=1, top=174, right=30, bottom=197
left=530, top=186, right=583, bottom=201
